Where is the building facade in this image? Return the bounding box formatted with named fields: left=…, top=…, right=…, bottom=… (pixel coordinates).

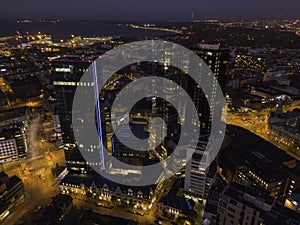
left=51, top=56, right=100, bottom=174
left=217, top=182, right=300, bottom=225
left=184, top=136, right=217, bottom=200
left=60, top=174, right=159, bottom=213
left=190, top=43, right=229, bottom=135
left=0, top=172, right=24, bottom=219
left=0, top=123, right=27, bottom=162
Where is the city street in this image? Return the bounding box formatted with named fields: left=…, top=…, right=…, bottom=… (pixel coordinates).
left=226, top=103, right=300, bottom=160
left=74, top=198, right=155, bottom=225
left=66, top=178, right=177, bottom=225
left=1, top=150, right=64, bottom=225
left=0, top=105, right=64, bottom=224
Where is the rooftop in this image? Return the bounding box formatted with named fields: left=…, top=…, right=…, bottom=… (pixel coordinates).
left=221, top=125, right=295, bottom=182
left=160, top=178, right=195, bottom=214
left=0, top=107, right=28, bottom=122
left=61, top=173, right=156, bottom=197
left=223, top=182, right=275, bottom=209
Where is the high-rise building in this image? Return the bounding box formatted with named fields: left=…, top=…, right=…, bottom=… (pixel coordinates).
left=51, top=55, right=95, bottom=174
left=189, top=43, right=229, bottom=135
left=184, top=135, right=217, bottom=199
left=51, top=43, right=228, bottom=178
left=191, top=43, right=229, bottom=91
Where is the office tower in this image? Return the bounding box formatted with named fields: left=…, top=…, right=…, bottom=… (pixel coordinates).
left=184, top=135, right=217, bottom=199
left=149, top=63, right=185, bottom=134
left=191, top=43, right=230, bottom=91
left=120, top=62, right=186, bottom=160
left=51, top=55, right=96, bottom=174
left=189, top=43, right=229, bottom=135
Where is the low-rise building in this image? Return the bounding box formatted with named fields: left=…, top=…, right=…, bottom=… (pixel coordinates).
left=217, top=182, right=300, bottom=225
left=0, top=123, right=27, bottom=162
left=60, top=174, right=159, bottom=213
left=0, top=106, right=29, bottom=127
left=219, top=126, right=297, bottom=203
left=268, top=109, right=300, bottom=151
left=0, top=172, right=24, bottom=219
left=111, top=123, right=149, bottom=166
left=159, top=178, right=195, bottom=219
left=0, top=91, right=8, bottom=108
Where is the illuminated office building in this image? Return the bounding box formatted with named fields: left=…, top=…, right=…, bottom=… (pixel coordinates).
left=51, top=55, right=106, bottom=174
left=190, top=43, right=229, bottom=135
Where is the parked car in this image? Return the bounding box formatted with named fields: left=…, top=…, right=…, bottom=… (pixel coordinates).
left=34, top=205, right=42, bottom=213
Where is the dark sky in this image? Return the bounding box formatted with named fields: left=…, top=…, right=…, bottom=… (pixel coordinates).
left=1, top=0, right=299, bottom=21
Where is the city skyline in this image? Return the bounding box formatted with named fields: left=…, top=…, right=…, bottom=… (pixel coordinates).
left=0, top=0, right=300, bottom=21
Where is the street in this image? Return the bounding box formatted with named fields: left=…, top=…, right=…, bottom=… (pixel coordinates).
left=0, top=105, right=64, bottom=225
left=226, top=104, right=300, bottom=160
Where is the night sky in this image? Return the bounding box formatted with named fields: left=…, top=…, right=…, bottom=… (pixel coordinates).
left=1, top=0, right=299, bottom=21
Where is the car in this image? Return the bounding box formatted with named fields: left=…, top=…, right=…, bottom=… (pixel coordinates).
left=137, top=211, right=144, bottom=216
left=96, top=202, right=103, bottom=207
left=34, top=205, right=42, bottom=213
left=155, top=219, right=162, bottom=225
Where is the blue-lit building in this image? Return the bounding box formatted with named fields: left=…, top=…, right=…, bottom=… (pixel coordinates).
left=51, top=55, right=106, bottom=174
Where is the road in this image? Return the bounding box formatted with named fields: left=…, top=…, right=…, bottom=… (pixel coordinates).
left=27, top=115, right=41, bottom=158
left=67, top=178, right=177, bottom=225
left=226, top=106, right=300, bottom=160
left=74, top=198, right=155, bottom=225
left=0, top=105, right=65, bottom=225
left=1, top=150, right=65, bottom=225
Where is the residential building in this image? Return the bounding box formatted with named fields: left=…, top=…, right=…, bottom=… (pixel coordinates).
left=60, top=174, right=158, bottom=213
left=217, top=182, right=300, bottom=225
left=219, top=125, right=297, bottom=203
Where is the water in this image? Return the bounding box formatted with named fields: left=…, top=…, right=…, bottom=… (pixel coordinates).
left=0, top=21, right=172, bottom=40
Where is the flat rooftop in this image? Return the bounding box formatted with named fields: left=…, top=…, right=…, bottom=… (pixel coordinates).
left=0, top=106, right=28, bottom=122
